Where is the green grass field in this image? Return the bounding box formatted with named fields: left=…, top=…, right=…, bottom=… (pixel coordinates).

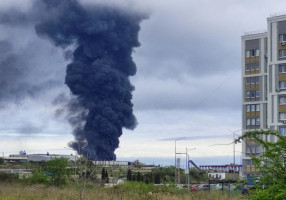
left=0, top=182, right=244, bottom=200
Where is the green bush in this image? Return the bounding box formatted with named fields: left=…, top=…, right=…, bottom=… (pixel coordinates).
left=22, top=172, right=49, bottom=185
left=0, top=172, right=19, bottom=182
left=44, top=157, right=70, bottom=186
left=113, top=181, right=185, bottom=196
left=237, top=130, right=286, bottom=200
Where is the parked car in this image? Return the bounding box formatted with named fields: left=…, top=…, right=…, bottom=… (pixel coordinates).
left=198, top=184, right=210, bottom=191
left=210, top=184, right=220, bottom=190
left=190, top=184, right=200, bottom=191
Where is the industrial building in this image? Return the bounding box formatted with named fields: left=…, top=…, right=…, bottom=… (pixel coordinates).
left=241, top=14, right=286, bottom=178
left=3, top=151, right=77, bottom=163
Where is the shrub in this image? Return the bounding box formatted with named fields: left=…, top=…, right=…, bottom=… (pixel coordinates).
left=22, top=171, right=49, bottom=185
left=44, top=157, right=70, bottom=186
left=0, top=158, right=4, bottom=165
left=0, top=172, right=19, bottom=182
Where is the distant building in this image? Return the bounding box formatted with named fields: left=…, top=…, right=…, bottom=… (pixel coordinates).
left=241, top=14, right=286, bottom=178
left=4, top=151, right=77, bottom=163
left=208, top=172, right=226, bottom=180
left=93, top=161, right=130, bottom=168
left=200, top=164, right=242, bottom=173
left=27, top=154, right=77, bottom=162
left=4, top=151, right=28, bottom=162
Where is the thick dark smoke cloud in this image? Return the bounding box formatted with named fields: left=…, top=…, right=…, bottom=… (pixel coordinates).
left=35, top=0, right=147, bottom=160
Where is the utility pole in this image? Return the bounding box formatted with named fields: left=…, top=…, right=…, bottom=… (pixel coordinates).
left=227, top=129, right=241, bottom=165
left=186, top=148, right=188, bottom=186
left=233, top=131, right=235, bottom=165
left=174, top=137, right=186, bottom=185
left=186, top=148, right=196, bottom=190
left=177, top=158, right=181, bottom=184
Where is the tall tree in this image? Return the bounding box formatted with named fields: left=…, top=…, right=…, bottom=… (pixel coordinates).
left=127, top=169, right=132, bottom=181
left=105, top=169, right=109, bottom=183
left=0, top=158, right=4, bottom=165
left=101, top=168, right=106, bottom=183
left=154, top=173, right=160, bottom=184
left=136, top=172, right=142, bottom=182
left=44, top=157, right=70, bottom=186
left=236, top=130, right=286, bottom=200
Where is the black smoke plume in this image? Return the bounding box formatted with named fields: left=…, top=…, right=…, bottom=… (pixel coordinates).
left=35, top=0, right=146, bottom=160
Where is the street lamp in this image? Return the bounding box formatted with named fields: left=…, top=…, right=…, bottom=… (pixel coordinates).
left=186, top=147, right=196, bottom=189
left=175, top=137, right=186, bottom=185
left=186, top=148, right=196, bottom=172
left=210, top=129, right=241, bottom=166
left=227, top=129, right=241, bottom=165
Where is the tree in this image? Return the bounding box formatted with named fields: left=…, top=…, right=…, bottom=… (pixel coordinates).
left=152, top=166, right=175, bottom=183
left=127, top=169, right=132, bottom=181
left=105, top=169, right=109, bottom=183
left=189, top=168, right=207, bottom=183
left=44, top=157, right=70, bottom=186
left=132, top=174, right=136, bottom=181
left=0, top=158, right=4, bottom=165
left=101, top=168, right=109, bottom=183
left=101, top=168, right=106, bottom=183
left=236, top=129, right=286, bottom=200
left=154, top=173, right=160, bottom=184
left=136, top=172, right=142, bottom=182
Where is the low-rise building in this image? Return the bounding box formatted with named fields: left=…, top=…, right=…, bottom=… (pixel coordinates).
left=200, top=164, right=242, bottom=173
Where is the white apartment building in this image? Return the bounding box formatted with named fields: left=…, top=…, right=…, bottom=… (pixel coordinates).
left=241, top=14, right=286, bottom=178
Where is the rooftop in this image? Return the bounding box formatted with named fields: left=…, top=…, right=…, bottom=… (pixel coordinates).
left=243, top=30, right=267, bottom=37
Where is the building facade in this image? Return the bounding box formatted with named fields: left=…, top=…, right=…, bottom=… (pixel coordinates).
left=242, top=14, right=286, bottom=178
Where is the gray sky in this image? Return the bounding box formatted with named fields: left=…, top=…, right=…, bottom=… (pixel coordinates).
left=0, top=0, right=285, bottom=164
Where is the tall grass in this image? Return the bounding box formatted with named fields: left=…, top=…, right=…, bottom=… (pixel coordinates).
left=0, top=182, right=244, bottom=200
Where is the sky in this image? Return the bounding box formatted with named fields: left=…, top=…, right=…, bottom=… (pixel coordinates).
left=0, top=0, right=286, bottom=166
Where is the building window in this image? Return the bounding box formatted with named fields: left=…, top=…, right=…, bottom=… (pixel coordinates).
left=249, top=63, right=259, bottom=71
left=251, top=105, right=255, bottom=112
left=246, top=117, right=260, bottom=127
left=279, top=81, right=286, bottom=89
left=246, top=51, right=250, bottom=58
left=251, top=118, right=256, bottom=125
left=246, top=118, right=251, bottom=126
left=254, top=63, right=259, bottom=70
left=279, top=65, right=286, bottom=73
left=279, top=34, right=286, bottom=42
left=279, top=112, right=286, bottom=120
left=246, top=91, right=260, bottom=100
left=256, top=90, right=260, bottom=98
left=256, top=118, right=260, bottom=126
left=251, top=91, right=255, bottom=98
left=279, top=96, right=286, bottom=105
left=251, top=77, right=255, bottom=84
left=255, top=50, right=259, bottom=56
left=250, top=50, right=255, bottom=57
left=247, top=76, right=259, bottom=84
left=256, top=104, right=260, bottom=111
left=246, top=104, right=259, bottom=113
left=279, top=50, right=286, bottom=58
left=246, top=64, right=251, bottom=71
left=251, top=64, right=255, bottom=71
left=280, top=127, right=286, bottom=136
